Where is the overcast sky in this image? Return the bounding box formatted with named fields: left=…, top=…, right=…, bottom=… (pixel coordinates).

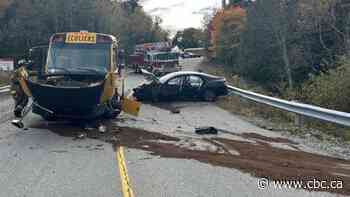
left=141, top=0, right=221, bottom=34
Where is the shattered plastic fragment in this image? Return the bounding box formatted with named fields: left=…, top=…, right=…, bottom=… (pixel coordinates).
left=99, top=125, right=107, bottom=133
left=195, top=127, right=218, bottom=135
left=75, top=132, right=86, bottom=140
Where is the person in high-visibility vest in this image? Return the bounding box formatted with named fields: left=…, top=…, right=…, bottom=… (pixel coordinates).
left=10, top=68, right=29, bottom=118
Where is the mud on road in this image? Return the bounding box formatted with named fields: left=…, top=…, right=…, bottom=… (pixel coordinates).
left=30, top=118, right=350, bottom=195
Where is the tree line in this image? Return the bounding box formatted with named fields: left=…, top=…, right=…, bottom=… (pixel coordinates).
left=199, top=0, right=350, bottom=111
left=0, top=0, right=169, bottom=58
left=206, top=0, right=350, bottom=88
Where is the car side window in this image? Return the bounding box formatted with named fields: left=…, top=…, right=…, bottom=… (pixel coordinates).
left=167, top=77, right=182, bottom=86
left=187, top=75, right=203, bottom=88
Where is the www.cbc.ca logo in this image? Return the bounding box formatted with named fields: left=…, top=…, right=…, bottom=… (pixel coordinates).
left=258, top=178, right=343, bottom=190
left=258, top=178, right=269, bottom=189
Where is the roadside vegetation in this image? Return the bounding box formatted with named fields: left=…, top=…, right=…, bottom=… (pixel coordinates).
left=0, top=0, right=168, bottom=59
left=301, top=57, right=350, bottom=112
left=200, top=60, right=350, bottom=142
left=172, top=28, right=206, bottom=50
left=196, top=0, right=350, bottom=141
left=203, top=0, right=350, bottom=109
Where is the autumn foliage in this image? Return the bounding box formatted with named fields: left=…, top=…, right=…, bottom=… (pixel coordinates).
left=209, top=6, right=246, bottom=53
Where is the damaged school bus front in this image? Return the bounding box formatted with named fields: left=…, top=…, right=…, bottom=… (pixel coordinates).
left=18, top=32, right=127, bottom=120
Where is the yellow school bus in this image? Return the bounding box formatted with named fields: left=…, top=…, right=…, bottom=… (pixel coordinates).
left=16, top=31, right=140, bottom=121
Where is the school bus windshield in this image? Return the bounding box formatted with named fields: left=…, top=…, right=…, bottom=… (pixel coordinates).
left=47, top=43, right=111, bottom=75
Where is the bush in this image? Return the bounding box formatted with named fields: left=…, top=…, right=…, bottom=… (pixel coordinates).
left=301, top=57, right=350, bottom=112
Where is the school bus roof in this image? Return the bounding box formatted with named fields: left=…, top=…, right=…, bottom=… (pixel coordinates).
left=50, top=32, right=118, bottom=44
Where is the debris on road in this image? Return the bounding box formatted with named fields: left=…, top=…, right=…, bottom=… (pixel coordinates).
left=170, top=108, right=180, bottom=114
left=75, top=132, right=87, bottom=140
left=98, top=124, right=107, bottom=133
left=195, top=127, right=218, bottom=135
left=11, top=119, right=24, bottom=129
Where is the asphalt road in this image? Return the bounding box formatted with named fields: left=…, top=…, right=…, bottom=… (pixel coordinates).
left=0, top=58, right=349, bottom=197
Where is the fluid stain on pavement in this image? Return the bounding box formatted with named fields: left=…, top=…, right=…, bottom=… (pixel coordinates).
left=30, top=120, right=350, bottom=195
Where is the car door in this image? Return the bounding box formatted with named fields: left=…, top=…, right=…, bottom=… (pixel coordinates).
left=160, top=76, right=184, bottom=100
left=182, top=75, right=204, bottom=99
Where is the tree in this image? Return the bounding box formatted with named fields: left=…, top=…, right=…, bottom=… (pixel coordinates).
left=173, top=28, right=205, bottom=49
left=121, top=0, right=140, bottom=14
left=0, top=0, right=168, bottom=58
left=251, top=0, right=298, bottom=88
left=214, top=6, right=246, bottom=67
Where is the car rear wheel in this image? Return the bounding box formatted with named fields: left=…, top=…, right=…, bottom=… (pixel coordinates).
left=203, top=90, right=216, bottom=102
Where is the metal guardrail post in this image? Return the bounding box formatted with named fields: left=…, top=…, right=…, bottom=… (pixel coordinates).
left=294, top=114, right=305, bottom=128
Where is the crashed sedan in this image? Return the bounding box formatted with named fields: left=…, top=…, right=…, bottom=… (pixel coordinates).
left=133, top=71, right=228, bottom=102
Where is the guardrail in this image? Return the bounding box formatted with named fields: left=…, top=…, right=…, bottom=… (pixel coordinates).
left=227, top=85, right=350, bottom=127
left=0, top=85, right=10, bottom=90
left=0, top=85, right=10, bottom=93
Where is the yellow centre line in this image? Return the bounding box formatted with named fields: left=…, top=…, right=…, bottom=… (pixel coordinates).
left=116, top=146, right=135, bottom=197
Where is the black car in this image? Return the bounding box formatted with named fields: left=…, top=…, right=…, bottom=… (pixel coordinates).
left=133, top=71, right=228, bottom=102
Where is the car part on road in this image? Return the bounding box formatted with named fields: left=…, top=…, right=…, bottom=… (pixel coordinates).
left=171, top=108, right=180, bottom=114
left=75, top=132, right=87, bottom=140
left=121, top=97, right=141, bottom=117
left=11, top=119, right=24, bottom=129
left=98, top=124, right=107, bottom=133
left=195, top=127, right=218, bottom=135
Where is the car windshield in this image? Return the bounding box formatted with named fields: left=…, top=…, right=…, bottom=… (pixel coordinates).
left=155, top=53, right=178, bottom=61
left=47, top=43, right=110, bottom=74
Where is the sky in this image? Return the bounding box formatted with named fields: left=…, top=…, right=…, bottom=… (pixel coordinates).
left=141, top=0, right=222, bottom=35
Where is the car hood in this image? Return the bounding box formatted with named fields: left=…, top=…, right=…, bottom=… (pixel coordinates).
left=141, top=69, right=160, bottom=83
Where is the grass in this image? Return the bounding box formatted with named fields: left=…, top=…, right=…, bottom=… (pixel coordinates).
left=200, top=59, right=350, bottom=142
